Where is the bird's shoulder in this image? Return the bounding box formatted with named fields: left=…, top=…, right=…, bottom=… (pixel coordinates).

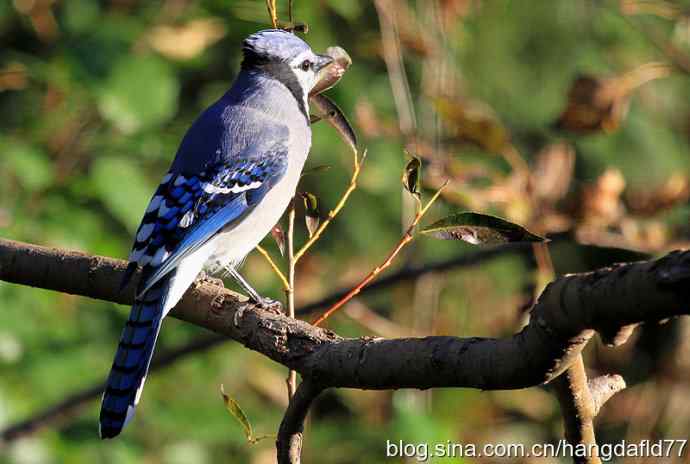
left=172, top=100, right=293, bottom=172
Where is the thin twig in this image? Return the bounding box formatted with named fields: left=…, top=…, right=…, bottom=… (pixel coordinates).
left=286, top=201, right=297, bottom=399
left=344, top=299, right=413, bottom=338
left=256, top=244, right=290, bottom=291
left=374, top=0, right=417, bottom=135
left=288, top=0, right=293, bottom=24
left=294, top=149, right=366, bottom=263
left=623, top=15, right=690, bottom=75
left=312, top=181, right=448, bottom=326
left=266, top=0, right=278, bottom=28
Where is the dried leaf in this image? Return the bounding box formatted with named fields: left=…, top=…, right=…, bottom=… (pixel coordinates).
left=433, top=97, right=509, bottom=153
left=310, top=94, right=358, bottom=153
left=220, top=385, right=254, bottom=443
left=402, top=156, right=421, bottom=200
left=421, top=212, right=547, bottom=245
left=554, top=64, right=669, bottom=134
left=271, top=225, right=285, bottom=256
left=532, top=142, right=575, bottom=205
left=277, top=21, right=309, bottom=33
left=626, top=174, right=689, bottom=216
left=147, top=19, right=226, bottom=60
left=553, top=75, right=624, bottom=134
left=300, top=192, right=320, bottom=238
left=310, top=46, right=352, bottom=97
left=581, top=168, right=626, bottom=227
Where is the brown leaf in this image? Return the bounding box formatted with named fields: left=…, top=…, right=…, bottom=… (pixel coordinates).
left=625, top=174, right=690, bottom=216
left=300, top=192, right=320, bottom=238
left=271, top=225, right=285, bottom=256
left=580, top=168, right=626, bottom=226
left=532, top=142, right=575, bottom=205
left=421, top=212, right=547, bottom=245
left=147, top=19, right=226, bottom=60
left=554, top=64, right=669, bottom=134
left=433, top=97, right=509, bottom=153
left=553, top=75, right=627, bottom=134
left=402, top=156, right=421, bottom=200
left=309, top=46, right=352, bottom=97
left=310, top=94, right=358, bottom=153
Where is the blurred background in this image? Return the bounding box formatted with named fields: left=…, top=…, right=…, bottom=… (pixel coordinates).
left=1, top=0, right=690, bottom=463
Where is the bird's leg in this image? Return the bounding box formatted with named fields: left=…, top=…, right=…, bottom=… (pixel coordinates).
left=196, top=270, right=225, bottom=288
left=225, top=266, right=281, bottom=312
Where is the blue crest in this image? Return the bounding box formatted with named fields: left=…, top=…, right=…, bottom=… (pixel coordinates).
left=242, top=29, right=311, bottom=65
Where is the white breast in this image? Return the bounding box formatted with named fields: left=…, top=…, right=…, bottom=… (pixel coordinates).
left=205, top=132, right=310, bottom=273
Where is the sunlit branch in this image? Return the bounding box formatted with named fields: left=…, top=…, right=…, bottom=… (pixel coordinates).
left=312, top=181, right=448, bottom=326
left=294, top=149, right=366, bottom=263
left=256, top=244, right=290, bottom=291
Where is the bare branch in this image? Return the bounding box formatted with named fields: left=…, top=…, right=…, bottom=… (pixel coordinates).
left=0, top=238, right=538, bottom=443
left=588, top=374, right=626, bottom=416
left=2, top=238, right=688, bottom=392
left=276, top=380, right=323, bottom=464
left=294, top=149, right=365, bottom=263
left=553, top=356, right=601, bottom=464
left=311, top=181, right=447, bottom=325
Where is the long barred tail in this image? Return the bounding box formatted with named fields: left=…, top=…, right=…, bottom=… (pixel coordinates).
left=99, top=275, right=173, bottom=439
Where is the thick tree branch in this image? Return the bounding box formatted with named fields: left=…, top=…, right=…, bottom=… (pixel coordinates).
left=0, top=238, right=535, bottom=443
left=1, top=238, right=688, bottom=392
left=553, top=358, right=627, bottom=464
left=276, top=380, right=323, bottom=464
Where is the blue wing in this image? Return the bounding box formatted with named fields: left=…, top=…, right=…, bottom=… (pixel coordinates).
left=126, top=144, right=288, bottom=297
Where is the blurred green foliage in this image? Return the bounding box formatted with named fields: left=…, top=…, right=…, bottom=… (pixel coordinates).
left=1, top=1, right=690, bottom=463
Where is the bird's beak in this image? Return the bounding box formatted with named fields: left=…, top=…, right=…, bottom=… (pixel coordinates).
left=315, top=54, right=335, bottom=72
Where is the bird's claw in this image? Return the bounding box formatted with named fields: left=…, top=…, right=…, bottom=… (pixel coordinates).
left=196, top=271, right=225, bottom=288
left=252, top=296, right=282, bottom=313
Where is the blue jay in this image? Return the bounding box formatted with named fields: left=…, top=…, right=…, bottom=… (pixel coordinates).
left=99, top=29, right=334, bottom=439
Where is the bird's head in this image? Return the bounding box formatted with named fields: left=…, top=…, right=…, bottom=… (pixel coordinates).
left=242, top=29, right=334, bottom=97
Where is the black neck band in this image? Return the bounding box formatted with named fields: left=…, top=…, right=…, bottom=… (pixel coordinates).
left=242, top=55, right=309, bottom=123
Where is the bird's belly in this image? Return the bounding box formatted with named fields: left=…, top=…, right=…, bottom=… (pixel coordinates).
left=205, top=159, right=303, bottom=272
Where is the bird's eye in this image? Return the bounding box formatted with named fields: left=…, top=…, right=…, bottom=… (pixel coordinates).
left=300, top=60, right=312, bottom=71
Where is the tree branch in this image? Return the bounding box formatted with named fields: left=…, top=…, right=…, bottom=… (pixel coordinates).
left=276, top=380, right=323, bottom=464
left=588, top=374, right=626, bottom=416
left=1, top=238, right=689, bottom=463
left=0, top=238, right=535, bottom=443
left=1, top=238, right=688, bottom=391
left=553, top=356, right=601, bottom=464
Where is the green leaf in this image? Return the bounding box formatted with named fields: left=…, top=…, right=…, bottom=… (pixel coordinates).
left=98, top=55, right=179, bottom=134
left=220, top=385, right=272, bottom=445
left=402, top=156, right=421, bottom=200
left=300, top=192, right=320, bottom=238
left=90, top=157, right=153, bottom=232
left=326, top=0, right=362, bottom=20
left=301, top=164, right=332, bottom=178
left=421, top=212, right=547, bottom=245
left=1, top=139, right=54, bottom=191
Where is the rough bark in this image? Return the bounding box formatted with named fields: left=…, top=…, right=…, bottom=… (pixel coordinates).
left=1, top=238, right=688, bottom=391
left=1, top=238, right=689, bottom=463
